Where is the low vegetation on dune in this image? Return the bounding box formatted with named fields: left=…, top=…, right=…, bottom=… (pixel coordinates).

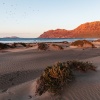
left=51, top=44, right=63, bottom=50
left=67, top=60, right=96, bottom=72
left=26, top=43, right=35, bottom=48
left=19, top=43, right=26, bottom=47
left=62, top=41, right=69, bottom=44
left=38, top=43, right=48, bottom=50
left=11, top=43, right=27, bottom=48
left=71, top=40, right=95, bottom=48
left=0, top=43, right=10, bottom=49
left=0, top=43, right=28, bottom=50
left=93, top=39, right=100, bottom=42
left=35, top=60, right=96, bottom=96
left=10, top=43, right=36, bottom=48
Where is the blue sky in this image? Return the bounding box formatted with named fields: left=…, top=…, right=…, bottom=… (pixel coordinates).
left=0, top=0, right=100, bottom=38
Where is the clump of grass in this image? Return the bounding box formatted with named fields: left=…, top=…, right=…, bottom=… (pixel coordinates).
left=11, top=43, right=26, bottom=48
left=94, top=39, right=100, bottom=42
left=38, top=43, right=48, bottom=50
left=71, top=40, right=95, bottom=48
left=11, top=43, right=16, bottom=48
left=62, top=41, right=69, bottom=44
left=35, top=62, right=73, bottom=96
left=67, top=60, right=96, bottom=72
left=20, top=43, right=26, bottom=47
left=52, top=44, right=63, bottom=50
left=35, top=60, right=96, bottom=96
left=26, top=43, right=34, bottom=48
left=0, top=43, right=9, bottom=49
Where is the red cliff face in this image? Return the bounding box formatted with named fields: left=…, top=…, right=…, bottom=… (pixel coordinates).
left=39, top=29, right=72, bottom=38
left=39, top=21, right=100, bottom=38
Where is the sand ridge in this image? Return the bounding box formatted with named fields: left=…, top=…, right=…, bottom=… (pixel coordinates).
left=0, top=46, right=100, bottom=99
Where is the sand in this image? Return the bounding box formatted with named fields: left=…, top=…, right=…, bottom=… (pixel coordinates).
left=0, top=43, right=100, bottom=100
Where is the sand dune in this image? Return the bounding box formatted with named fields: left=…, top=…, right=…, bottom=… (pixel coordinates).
left=0, top=47, right=100, bottom=100
left=0, top=55, right=100, bottom=100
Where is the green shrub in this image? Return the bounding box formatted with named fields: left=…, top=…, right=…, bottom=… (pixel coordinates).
left=35, top=61, right=96, bottom=96
left=38, top=43, right=48, bottom=50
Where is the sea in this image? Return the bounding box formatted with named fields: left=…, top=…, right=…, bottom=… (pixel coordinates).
left=0, top=38, right=99, bottom=43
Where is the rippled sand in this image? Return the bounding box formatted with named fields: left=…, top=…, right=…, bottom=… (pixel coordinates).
left=0, top=47, right=100, bottom=100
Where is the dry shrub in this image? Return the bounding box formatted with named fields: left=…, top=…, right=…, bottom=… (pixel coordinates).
left=19, top=43, right=26, bottom=47
left=67, top=60, right=96, bottom=72
left=0, top=43, right=10, bottom=49
left=38, top=43, right=48, bottom=50
left=35, top=62, right=73, bottom=96
left=52, top=44, right=63, bottom=50
left=62, top=41, right=69, bottom=44
left=71, top=40, right=95, bottom=48
left=35, top=60, right=96, bottom=96
left=94, top=39, right=100, bottom=42
left=11, top=43, right=26, bottom=48
left=26, top=43, right=34, bottom=48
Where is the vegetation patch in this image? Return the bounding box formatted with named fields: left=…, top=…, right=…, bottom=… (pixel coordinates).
left=71, top=40, right=95, bottom=48
left=19, top=43, right=26, bottom=47
left=94, top=39, right=100, bottom=42
left=51, top=44, right=63, bottom=50
left=26, top=43, right=34, bottom=48
left=35, top=60, right=96, bottom=96
left=67, top=60, right=96, bottom=72
left=0, top=43, right=10, bottom=49
left=62, top=41, right=69, bottom=44
left=38, top=43, right=48, bottom=50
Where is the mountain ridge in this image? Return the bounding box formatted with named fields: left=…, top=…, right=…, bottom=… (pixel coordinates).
left=39, top=21, right=100, bottom=38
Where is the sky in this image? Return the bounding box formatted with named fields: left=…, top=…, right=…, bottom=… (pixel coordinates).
left=0, top=0, right=100, bottom=38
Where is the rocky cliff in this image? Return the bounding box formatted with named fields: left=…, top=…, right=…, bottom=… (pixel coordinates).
left=39, top=21, right=100, bottom=38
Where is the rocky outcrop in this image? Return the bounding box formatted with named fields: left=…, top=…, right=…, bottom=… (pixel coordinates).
left=39, top=21, right=100, bottom=38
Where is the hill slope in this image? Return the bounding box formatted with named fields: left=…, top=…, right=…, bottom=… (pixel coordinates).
left=39, top=21, right=100, bottom=38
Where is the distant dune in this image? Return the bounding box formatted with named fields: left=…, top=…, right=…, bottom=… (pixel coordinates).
left=39, top=21, right=100, bottom=38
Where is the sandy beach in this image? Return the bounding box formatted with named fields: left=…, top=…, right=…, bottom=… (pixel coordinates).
left=0, top=42, right=100, bottom=100
left=1, top=0, right=100, bottom=99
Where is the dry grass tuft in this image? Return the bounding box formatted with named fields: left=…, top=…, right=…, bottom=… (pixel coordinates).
left=52, top=44, right=63, bottom=50
left=0, top=43, right=10, bottom=49
left=71, top=40, right=95, bottom=48
left=38, top=43, right=48, bottom=50
left=67, top=60, right=96, bottom=72
left=35, top=60, right=96, bottom=96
